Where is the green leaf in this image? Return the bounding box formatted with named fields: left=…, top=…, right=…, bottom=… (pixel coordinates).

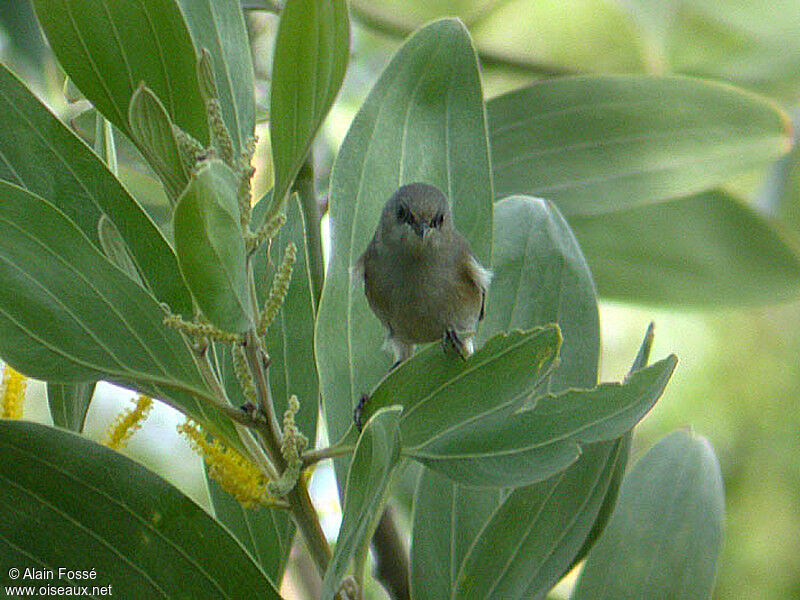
left=174, top=160, right=252, bottom=332
left=479, top=196, right=599, bottom=390
left=321, top=406, right=403, bottom=600
left=453, top=439, right=628, bottom=599
left=411, top=469, right=502, bottom=600
left=0, top=64, right=191, bottom=314
left=176, top=0, right=255, bottom=155
left=412, top=195, right=600, bottom=600
left=33, top=0, right=209, bottom=145
left=206, top=476, right=293, bottom=587
left=406, top=356, right=676, bottom=488
left=315, top=18, right=494, bottom=486
left=128, top=84, right=190, bottom=200
left=97, top=215, right=144, bottom=285
left=0, top=421, right=282, bottom=599
left=572, top=430, right=725, bottom=600
left=488, top=75, right=793, bottom=215
left=0, top=181, right=238, bottom=446
left=362, top=327, right=561, bottom=444
left=569, top=190, right=800, bottom=306
left=210, top=195, right=318, bottom=584
left=46, top=382, right=96, bottom=432
left=266, top=0, right=349, bottom=221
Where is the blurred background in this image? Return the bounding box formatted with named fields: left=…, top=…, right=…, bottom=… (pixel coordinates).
left=2, top=1, right=800, bottom=598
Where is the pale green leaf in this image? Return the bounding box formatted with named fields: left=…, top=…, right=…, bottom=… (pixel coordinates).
left=176, top=0, right=255, bottom=155
left=174, top=160, right=252, bottom=332
left=266, top=0, right=349, bottom=221
left=569, top=191, right=800, bottom=306
left=572, top=430, right=725, bottom=600
left=0, top=421, right=282, bottom=599
left=488, top=75, right=792, bottom=215
left=128, top=84, right=190, bottom=200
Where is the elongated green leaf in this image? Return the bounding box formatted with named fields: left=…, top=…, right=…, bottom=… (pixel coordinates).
left=0, top=421, right=281, bottom=599
left=488, top=75, right=793, bottom=215
left=0, top=64, right=191, bottom=314
left=0, top=181, right=238, bottom=446
left=411, top=469, right=502, bottom=600
left=174, top=160, right=252, bottom=332
left=266, top=0, right=349, bottom=221
left=569, top=191, right=800, bottom=306
left=454, top=440, right=627, bottom=600
left=176, top=0, right=255, bottom=155
left=46, top=382, right=96, bottom=432
left=479, top=196, right=599, bottom=390
left=316, top=18, right=494, bottom=487
left=408, top=356, right=676, bottom=487
left=572, top=430, right=725, bottom=600
left=33, top=0, right=209, bottom=145
left=322, top=407, right=403, bottom=600
left=362, top=327, right=561, bottom=444
left=211, top=195, right=318, bottom=584
left=128, top=84, right=190, bottom=200
left=412, top=196, right=600, bottom=600
left=451, top=327, right=654, bottom=600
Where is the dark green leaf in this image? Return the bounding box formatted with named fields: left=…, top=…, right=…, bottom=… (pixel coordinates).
left=174, top=160, right=252, bottom=332
left=569, top=191, right=800, bottom=306
left=266, top=0, right=349, bottom=221
left=572, top=430, right=725, bottom=600
left=33, top=0, right=209, bottom=144
left=46, top=382, right=96, bottom=432
left=0, top=181, right=238, bottom=446
left=454, top=439, right=628, bottom=600
left=177, top=0, right=255, bottom=155
left=407, top=356, right=676, bottom=487
left=321, top=406, right=403, bottom=600
left=0, top=421, right=282, bottom=599
left=0, top=64, right=191, bottom=314
left=316, top=18, right=494, bottom=486
left=362, top=327, right=562, bottom=444
left=488, top=75, right=792, bottom=215
left=97, top=215, right=144, bottom=285
left=128, top=84, right=189, bottom=200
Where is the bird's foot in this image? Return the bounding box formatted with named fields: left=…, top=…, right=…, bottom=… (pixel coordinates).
left=353, top=393, right=369, bottom=432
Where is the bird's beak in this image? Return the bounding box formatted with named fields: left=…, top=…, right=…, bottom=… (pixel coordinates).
left=412, top=222, right=428, bottom=239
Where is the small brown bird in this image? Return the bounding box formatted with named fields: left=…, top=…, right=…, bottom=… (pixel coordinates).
left=355, top=183, right=492, bottom=366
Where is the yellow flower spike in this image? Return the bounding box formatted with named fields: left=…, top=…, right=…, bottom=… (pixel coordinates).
left=1, top=365, right=28, bottom=420
left=178, top=419, right=274, bottom=509
left=105, top=395, right=153, bottom=450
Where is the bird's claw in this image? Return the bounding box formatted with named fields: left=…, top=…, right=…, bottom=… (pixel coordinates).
left=442, top=329, right=468, bottom=361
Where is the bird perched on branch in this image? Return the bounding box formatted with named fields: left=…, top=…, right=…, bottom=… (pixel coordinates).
left=355, top=182, right=492, bottom=366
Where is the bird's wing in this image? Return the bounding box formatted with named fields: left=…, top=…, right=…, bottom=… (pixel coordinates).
left=466, top=255, right=493, bottom=321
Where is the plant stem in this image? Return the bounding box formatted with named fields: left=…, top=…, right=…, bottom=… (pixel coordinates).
left=294, top=155, right=325, bottom=312
left=242, top=328, right=332, bottom=575
left=302, top=443, right=355, bottom=468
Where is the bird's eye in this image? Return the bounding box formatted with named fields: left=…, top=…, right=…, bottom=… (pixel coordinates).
left=431, top=213, right=444, bottom=228
left=396, top=205, right=407, bottom=221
